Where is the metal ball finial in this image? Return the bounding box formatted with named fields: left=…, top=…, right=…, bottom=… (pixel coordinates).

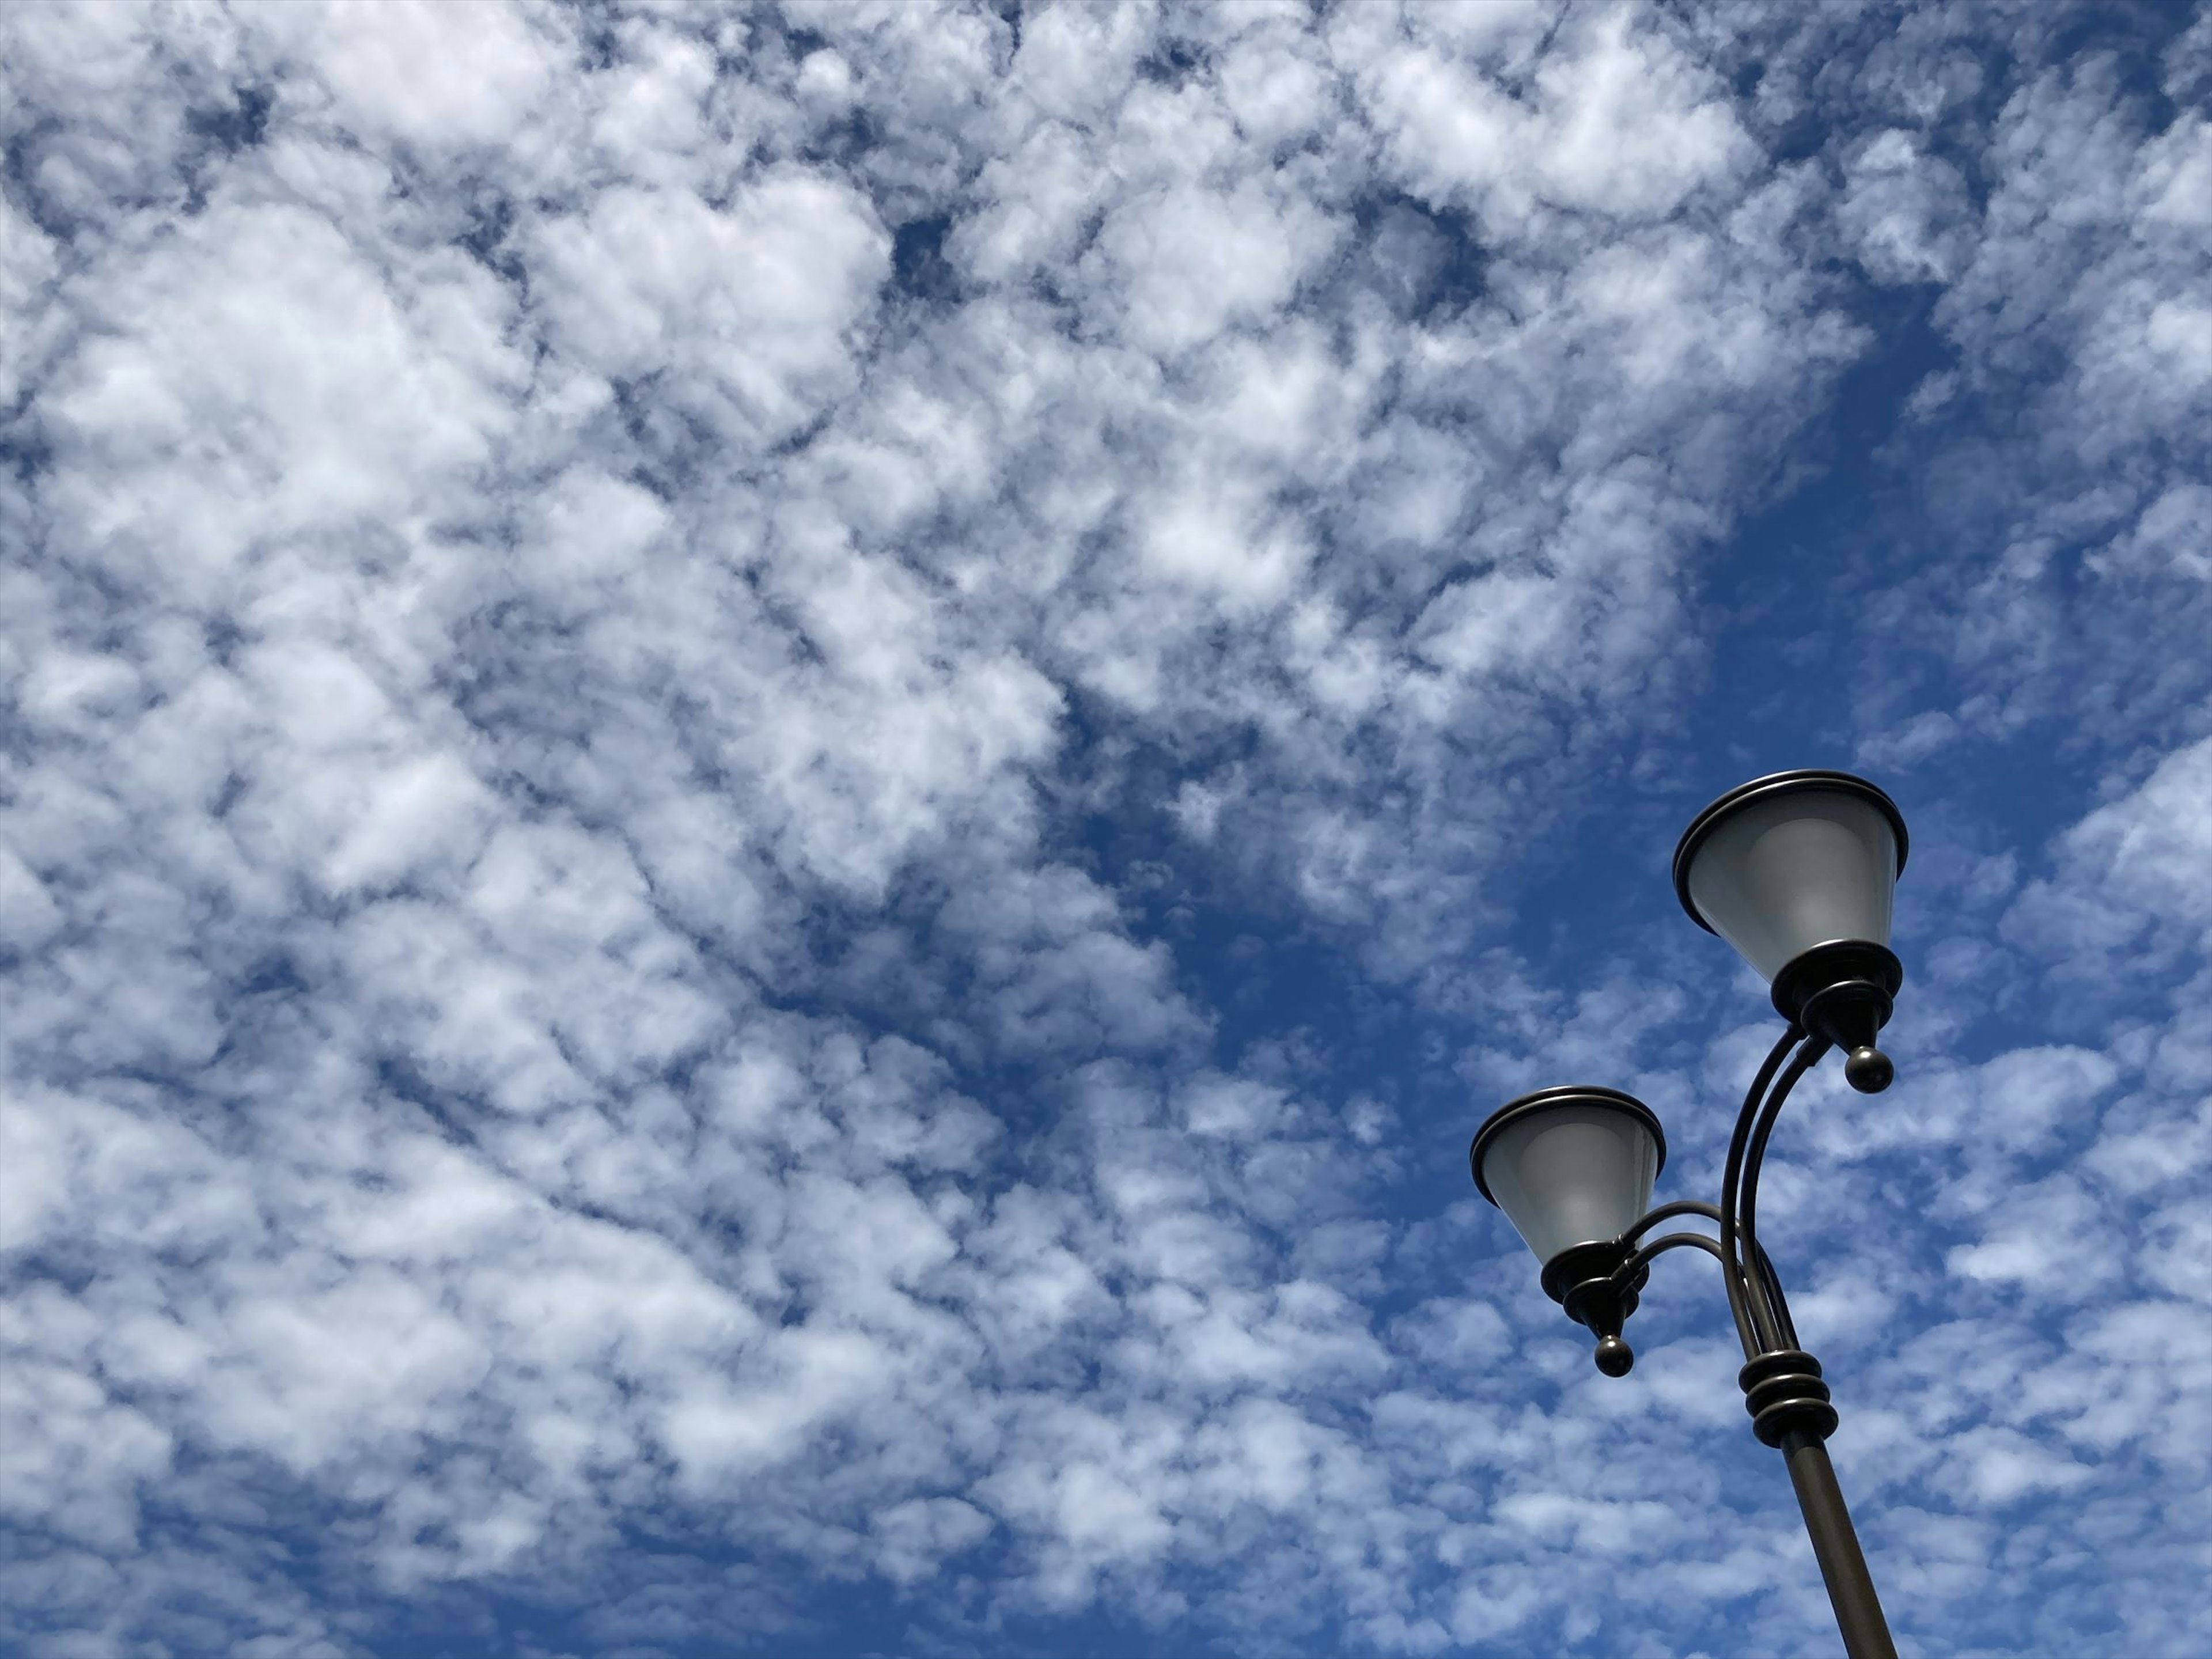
left=1594, top=1335, right=1635, bottom=1376
left=1843, top=1046, right=1893, bottom=1093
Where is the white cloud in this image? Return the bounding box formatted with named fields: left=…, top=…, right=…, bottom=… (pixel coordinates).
left=260, top=0, right=568, bottom=153
left=0, top=1358, right=173, bottom=1551
left=1095, top=180, right=1342, bottom=358
left=1837, top=128, right=1974, bottom=285
left=2009, top=735, right=2212, bottom=964
left=1349, top=4, right=1751, bottom=229
left=43, top=198, right=522, bottom=600
left=531, top=169, right=891, bottom=448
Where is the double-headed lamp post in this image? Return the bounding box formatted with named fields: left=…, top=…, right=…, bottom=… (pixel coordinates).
left=1469, top=771, right=1910, bottom=1659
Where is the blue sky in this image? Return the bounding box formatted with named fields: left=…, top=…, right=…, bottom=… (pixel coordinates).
left=2, top=2, right=2208, bottom=1656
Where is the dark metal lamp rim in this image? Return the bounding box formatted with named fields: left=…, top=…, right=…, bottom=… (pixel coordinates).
left=1467, top=1085, right=1668, bottom=1206
left=1671, top=768, right=1912, bottom=935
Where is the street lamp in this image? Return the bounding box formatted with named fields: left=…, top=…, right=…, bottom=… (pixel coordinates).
left=1469, top=770, right=1910, bottom=1659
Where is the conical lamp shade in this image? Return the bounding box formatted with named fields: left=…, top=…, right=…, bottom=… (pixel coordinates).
left=1471, top=1087, right=1666, bottom=1265
left=1673, top=771, right=1908, bottom=983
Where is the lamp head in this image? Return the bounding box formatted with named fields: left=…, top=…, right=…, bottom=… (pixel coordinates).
left=1471, top=1086, right=1667, bottom=1263
left=1471, top=1087, right=1665, bottom=1373
left=1674, top=770, right=1909, bottom=1090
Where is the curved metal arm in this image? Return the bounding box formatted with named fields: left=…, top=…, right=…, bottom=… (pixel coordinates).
left=1608, top=1221, right=1798, bottom=1360
left=1755, top=1239, right=1802, bottom=1351
left=1539, top=1019, right=1846, bottom=1374
left=1620, top=1198, right=1722, bottom=1245
left=1619, top=1229, right=1729, bottom=1278
left=1741, top=1037, right=1831, bottom=1262
left=1739, top=1033, right=1828, bottom=1347
left=1721, top=1026, right=1805, bottom=1354
left=1589, top=1030, right=1827, bottom=1364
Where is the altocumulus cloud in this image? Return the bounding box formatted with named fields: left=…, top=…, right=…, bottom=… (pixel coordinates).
left=2, top=3, right=2209, bottom=1657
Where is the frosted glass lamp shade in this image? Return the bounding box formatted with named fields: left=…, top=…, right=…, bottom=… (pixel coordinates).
left=1672, top=771, right=1909, bottom=983
left=1470, top=1087, right=1666, bottom=1266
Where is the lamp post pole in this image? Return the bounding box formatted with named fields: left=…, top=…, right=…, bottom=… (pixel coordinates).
left=1783, top=1429, right=1893, bottom=1659
left=1468, top=771, right=1912, bottom=1659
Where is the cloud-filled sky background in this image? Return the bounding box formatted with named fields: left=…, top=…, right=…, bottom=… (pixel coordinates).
left=2, top=2, right=2209, bottom=1655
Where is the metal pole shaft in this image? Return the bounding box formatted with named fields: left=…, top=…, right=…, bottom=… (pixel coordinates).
left=1779, top=1430, right=1898, bottom=1659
